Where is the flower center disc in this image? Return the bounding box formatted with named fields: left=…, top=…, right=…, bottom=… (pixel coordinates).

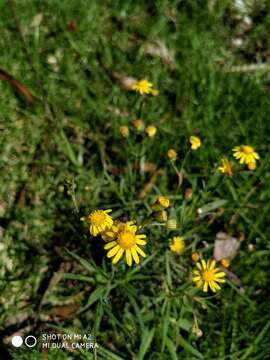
left=202, top=270, right=214, bottom=282
left=242, top=145, right=253, bottom=154
left=90, top=212, right=106, bottom=225
left=118, top=231, right=136, bottom=249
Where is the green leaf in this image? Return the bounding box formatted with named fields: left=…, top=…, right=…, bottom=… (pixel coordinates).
left=178, top=334, right=204, bottom=359
left=98, top=345, right=125, bottom=360
left=80, top=286, right=105, bottom=312
left=165, top=336, right=178, bottom=360
left=200, top=199, right=228, bottom=214
left=138, top=327, right=155, bottom=360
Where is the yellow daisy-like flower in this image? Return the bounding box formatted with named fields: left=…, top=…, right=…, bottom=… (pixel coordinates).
left=132, top=79, right=154, bottom=95
left=170, top=236, right=185, bottom=254
left=104, top=222, right=147, bottom=266
left=190, top=136, right=201, bottom=150
left=232, top=145, right=260, bottom=164
left=146, top=125, right=157, bottom=137
left=247, top=162, right=256, bottom=170
left=119, top=126, right=129, bottom=138
left=81, top=209, right=113, bottom=236
left=167, top=148, right=177, bottom=160
left=100, top=220, right=125, bottom=242
left=156, top=196, right=170, bottom=209
left=192, top=259, right=226, bottom=293
left=218, top=157, right=233, bottom=176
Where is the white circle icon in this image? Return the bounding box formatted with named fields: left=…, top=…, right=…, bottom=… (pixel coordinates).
left=25, top=335, right=37, bottom=348
left=11, top=335, right=23, bottom=347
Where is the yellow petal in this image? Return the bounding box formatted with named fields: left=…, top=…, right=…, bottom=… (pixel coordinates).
left=135, top=245, right=146, bottom=257
left=210, top=259, right=216, bottom=270
left=136, top=239, right=146, bottom=245
left=131, top=247, right=139, bottom=264
left=125, top=249, right=132, bottom=266
left=203, top=281, right=208, bottom=292
left=112, top=248, right=124, bottom=264
left=104, top=241, right=117, bottom=250
left=201, top=260, right=206, bottom=270
left=196, top=262, right=202, bottom=270
left=107, top=245, right=120, bottom=258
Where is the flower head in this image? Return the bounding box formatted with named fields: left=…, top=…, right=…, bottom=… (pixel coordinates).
left=132, top=79, right=154, bottom=95
left=192, top=259, right=226, bottom=292
left=119, top=126, right=129, bottom=138
left=81, top=209, right=113, bottom=236
left=191, top=251, right=200, bottom=262
left=101, top=220, right=125, bottom=241
left=218, top=157, right=233, bottom=176
left=190, top=136, right=201, bottom=150
left=166, top=218, right=177, bottom=229
left=156, top=196, right=170, bottom=209
left=146, top=125, right=157, bottom=137
left=170, top=236, right=185, bottom=254
left=132, top=119, right=145, bottom=131
left=167, top=148, right=177, bottom=160
left=232, top=145, right=259, bottom=164
left=220, top=258, right=230, bottom=268
left=151, top=88, right=159, bottom=96
left=104, top=222, right=147, bottom=266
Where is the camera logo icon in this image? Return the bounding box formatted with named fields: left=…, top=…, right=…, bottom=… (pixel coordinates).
left=11, top=335, right=37, bottom=348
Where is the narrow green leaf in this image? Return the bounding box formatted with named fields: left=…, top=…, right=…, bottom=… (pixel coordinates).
left=178, top=334, right=204, bottom=359
left=138, top=327, right=155, bottom=360
left=200, top=199, right=228, bottom=214
left=80, top=286, right=105, bottom=312
left=165, top=336, right=178, bottom=360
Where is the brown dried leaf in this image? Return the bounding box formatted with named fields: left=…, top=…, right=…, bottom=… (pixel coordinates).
left=111, top=71, right=137, bottom=90
left=143, top=40, right=176, bottom=70
left=0, top=68, right=36, bottom=104
left=214, top=232, right=240, bottom=261
left=139, top=169, right=164, bottom=199
left=48, top=304, right=80, bottom=319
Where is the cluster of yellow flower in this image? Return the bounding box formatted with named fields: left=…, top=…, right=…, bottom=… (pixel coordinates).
left=81, top=210, right=146, bottom=266
left=81, top=196, right=227, bottom=293
left=219, top=145, right=260, bottom=176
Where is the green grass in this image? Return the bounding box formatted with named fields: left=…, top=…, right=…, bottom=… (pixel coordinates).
left=1, top=0, right=270, bottom=359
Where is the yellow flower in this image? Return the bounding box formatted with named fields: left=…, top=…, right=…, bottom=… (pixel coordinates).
left=218, top=157, right=233, bottom=176
left=167, top=148, right=177, bottom=160
left=190, top=136, right=201, bottom=150
left=232, top=145, right=259, bottom=164
left=170, top=236, right=185, bottom=254
left=191, top=251, right=200, bottom=262
left=151, top=88, right=159, bottom=96
left=146, top=126, right=157, bottom=137
left=101, top=220, right=125, bottom=241
left=132, top=119, right=145, bottom=131
left=81, top=209, right=113, bottom=236
left=156, top=196, right=170, bottom=209
left=119, top=126, right=129, bottom=138
left=247, top=162, right=256, bottom=170
left=104, top=222, right=147, bottom=266
left=132, top=79, right=154, bottom=95
left=192, top=259, right=226, bottom=292
left=220, top=258, right=230, bottom=268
